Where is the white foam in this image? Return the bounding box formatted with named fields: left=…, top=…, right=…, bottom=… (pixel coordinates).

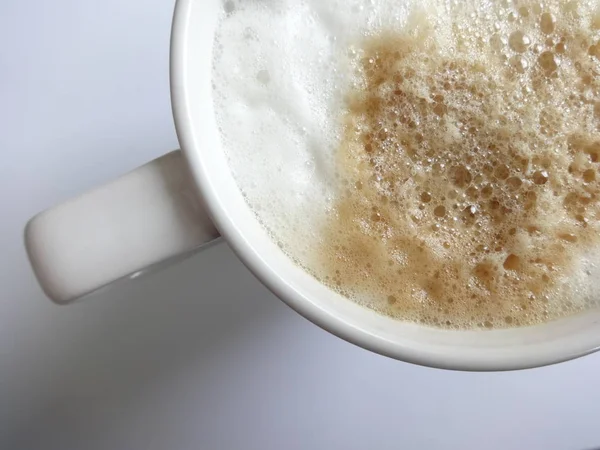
left=212, top=0, right=416, bottom=256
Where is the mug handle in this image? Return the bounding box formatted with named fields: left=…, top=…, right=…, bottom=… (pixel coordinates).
left=25, top=150, right=220, bottom=304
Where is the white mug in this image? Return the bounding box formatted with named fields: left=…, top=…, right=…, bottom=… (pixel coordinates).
left=24, top=0, right=600, bottom=371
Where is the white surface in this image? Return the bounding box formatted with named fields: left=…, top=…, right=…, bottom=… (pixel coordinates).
left=1, top=0, right=600, bottom=449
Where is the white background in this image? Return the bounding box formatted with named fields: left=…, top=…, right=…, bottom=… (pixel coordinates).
left=2, top=1, right=600, bottom=449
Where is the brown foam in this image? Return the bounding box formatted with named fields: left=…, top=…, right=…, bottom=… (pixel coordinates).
left=314, top=0, right=600, bottom=329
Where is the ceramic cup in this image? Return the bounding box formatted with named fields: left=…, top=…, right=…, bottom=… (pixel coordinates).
left=25, top=0, right=600, bottom=371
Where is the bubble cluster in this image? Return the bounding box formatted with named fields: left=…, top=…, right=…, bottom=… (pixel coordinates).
left=213, top=0, right=600, bottom=330
left=317, top=0, right=600, bottom=328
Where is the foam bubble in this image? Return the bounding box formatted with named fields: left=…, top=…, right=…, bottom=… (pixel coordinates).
left=213, top=0, right=600, bottom=329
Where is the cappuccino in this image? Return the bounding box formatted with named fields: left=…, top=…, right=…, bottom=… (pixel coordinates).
left=213, top=0, right=600, bottom=329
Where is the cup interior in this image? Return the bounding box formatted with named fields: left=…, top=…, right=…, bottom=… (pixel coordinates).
left=171, top=0, right=600, bottom=370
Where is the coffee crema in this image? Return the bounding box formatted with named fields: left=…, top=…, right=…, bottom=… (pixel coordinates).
left=213, top=0, right=600, bottom=329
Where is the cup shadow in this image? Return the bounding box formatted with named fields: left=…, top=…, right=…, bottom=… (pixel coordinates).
left=6, top=242, right=290, bottom=449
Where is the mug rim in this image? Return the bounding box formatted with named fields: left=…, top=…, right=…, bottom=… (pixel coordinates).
left=169, top=0, right=600, bottom=371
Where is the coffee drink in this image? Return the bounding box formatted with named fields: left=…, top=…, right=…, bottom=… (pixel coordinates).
left=212, top=0, right=600, bottom=329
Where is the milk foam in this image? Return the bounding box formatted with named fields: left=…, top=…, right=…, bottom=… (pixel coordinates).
left=212, top=0, right=413, bottom=257
left=213, top=0, right=600, bottom=329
